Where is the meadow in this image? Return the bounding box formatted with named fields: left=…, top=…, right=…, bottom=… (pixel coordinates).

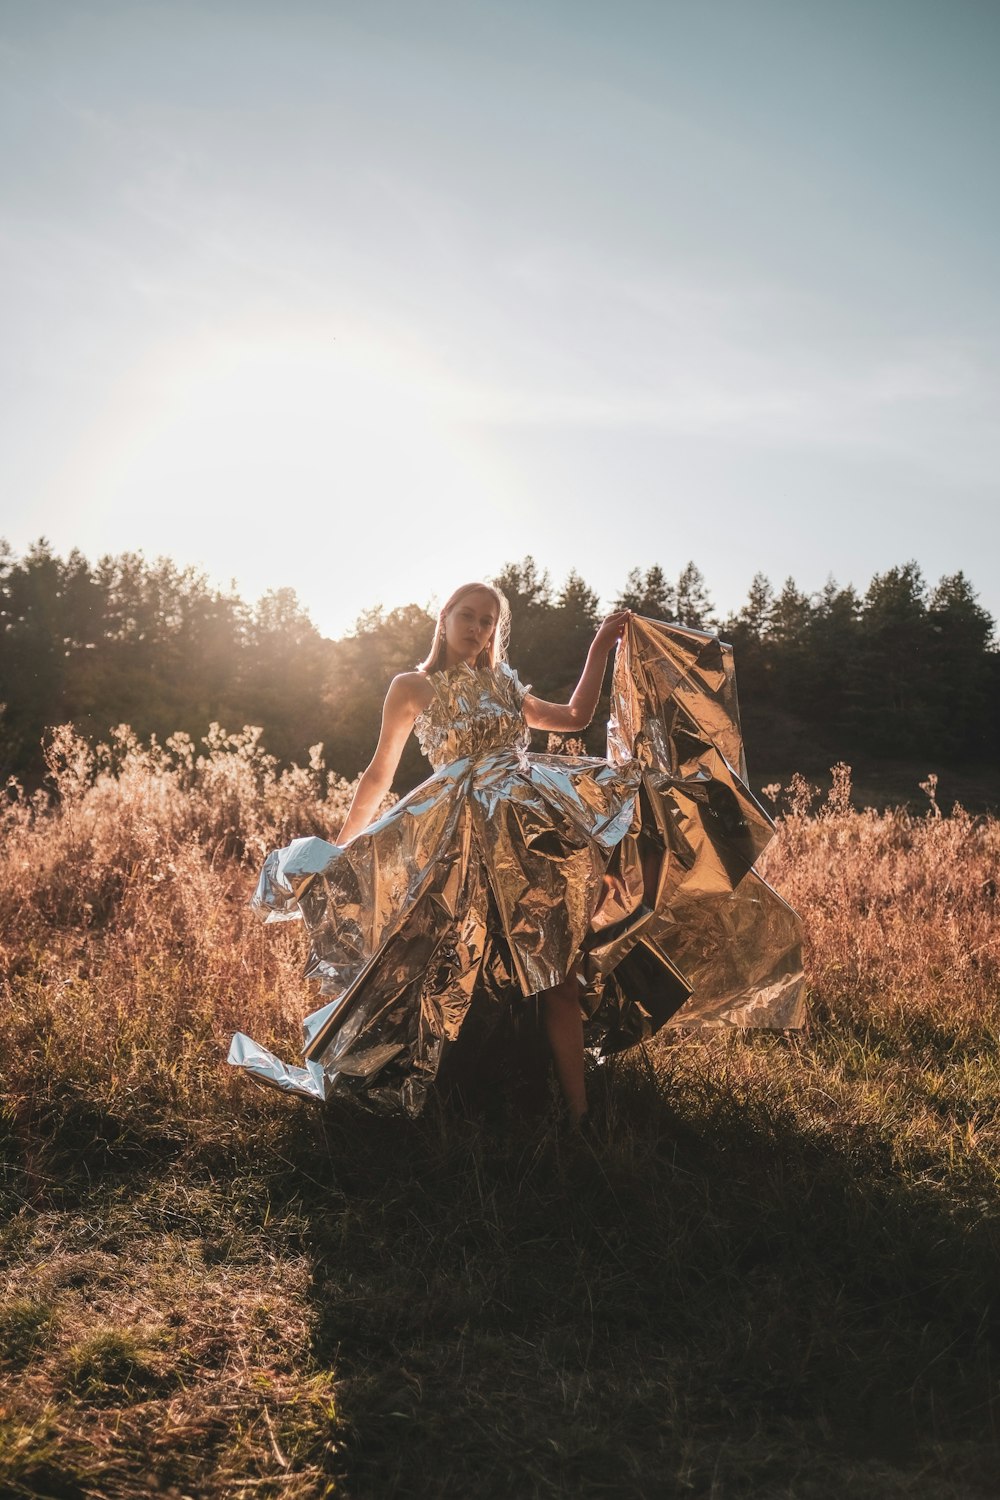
left=1, top=729, right=998, bottom=1498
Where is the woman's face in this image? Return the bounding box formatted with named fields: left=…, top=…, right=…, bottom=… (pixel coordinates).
left=443, top=588, right=499, bottom=667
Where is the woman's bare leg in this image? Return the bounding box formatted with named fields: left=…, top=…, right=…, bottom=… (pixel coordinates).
left=541, top=969, right=587, bottom=1125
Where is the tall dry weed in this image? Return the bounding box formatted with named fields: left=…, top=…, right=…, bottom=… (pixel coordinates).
left=760, top=763, right=1000, bottom=1034
left=3, top=742, right=999, bottom=1497
left=2, top=736, right=998, bottom=1159
left=0, top=724, right=366, bottom=1140
left=1, top=722, right=361, bottom=931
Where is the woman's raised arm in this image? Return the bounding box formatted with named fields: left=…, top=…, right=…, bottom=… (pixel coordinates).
left=333, top=672, right=433, bottom=844
left=522, top=610, right=630, bottom=734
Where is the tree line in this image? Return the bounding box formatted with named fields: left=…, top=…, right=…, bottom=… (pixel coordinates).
left=1, top=539, right=996, bottom=793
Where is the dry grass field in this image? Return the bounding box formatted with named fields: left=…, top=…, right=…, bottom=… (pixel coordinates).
left=1, top=730, right=998, bottom=1498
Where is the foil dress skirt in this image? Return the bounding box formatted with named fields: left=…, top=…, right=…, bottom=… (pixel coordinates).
left=229, top=615, right=806, bottom=1113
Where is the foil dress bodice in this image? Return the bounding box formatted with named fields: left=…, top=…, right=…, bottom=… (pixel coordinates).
left=230, top=616, right=806, bottom=1111
left=413, top=662, right=532, bottom=771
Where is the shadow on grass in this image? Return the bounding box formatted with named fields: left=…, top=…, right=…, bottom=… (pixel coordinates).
left=3, top=1045, right=998, bottom=1500
left=224, top=1042, right=1000, bottom=1500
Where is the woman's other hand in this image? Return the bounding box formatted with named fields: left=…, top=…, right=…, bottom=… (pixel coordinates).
left=593, top=609, right=632, bottom=654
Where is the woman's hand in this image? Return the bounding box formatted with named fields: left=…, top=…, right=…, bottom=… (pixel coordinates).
left=593, top=609, right=632, bottom=655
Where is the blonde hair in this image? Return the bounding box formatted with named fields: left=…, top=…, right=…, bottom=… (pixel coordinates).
left=418, top=582, right=511, bottom=674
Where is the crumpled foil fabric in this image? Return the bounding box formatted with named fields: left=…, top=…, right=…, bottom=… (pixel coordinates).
left=229, top=616, right=805, bottom=1110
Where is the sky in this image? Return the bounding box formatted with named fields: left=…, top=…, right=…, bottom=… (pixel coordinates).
left=1, top=0, right=998, bottom=639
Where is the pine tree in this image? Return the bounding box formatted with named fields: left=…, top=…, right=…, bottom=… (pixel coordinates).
left=857, top=562, right=934, bottom=752
left=925, top=572, right=996, bottom=756
left=807, top=577, right=862, bottom=730
left=613, top=564, right=675, bottom=619
left=736, top=573, right=775, bottom=639
left=491, top=557, right=556, bottom=684
left=720, top=574, right=776, bottom=704
left=614, top=567, right=646, bottom=613
left=674, top=562, right=714, bottom=630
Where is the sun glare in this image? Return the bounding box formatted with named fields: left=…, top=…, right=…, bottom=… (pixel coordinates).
left=52, top=328, right=520, bottom=631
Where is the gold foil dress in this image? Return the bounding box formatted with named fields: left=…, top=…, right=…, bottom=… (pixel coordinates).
left=229, top=615, right=805, bottom=1111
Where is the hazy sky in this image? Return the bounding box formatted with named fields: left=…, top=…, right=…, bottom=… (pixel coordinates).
left=2, top=0, right=998, bottom=638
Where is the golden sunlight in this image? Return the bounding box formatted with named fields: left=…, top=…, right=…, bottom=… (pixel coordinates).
left=55, top=326, right=518, bottom=601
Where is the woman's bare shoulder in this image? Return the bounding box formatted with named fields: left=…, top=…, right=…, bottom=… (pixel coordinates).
left=386, top=670, right=435, bottom=716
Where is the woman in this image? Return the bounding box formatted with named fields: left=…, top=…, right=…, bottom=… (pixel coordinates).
left=230, top=583, right=804, bottom=1119
left=336, top=584, right=630, bottom=1124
